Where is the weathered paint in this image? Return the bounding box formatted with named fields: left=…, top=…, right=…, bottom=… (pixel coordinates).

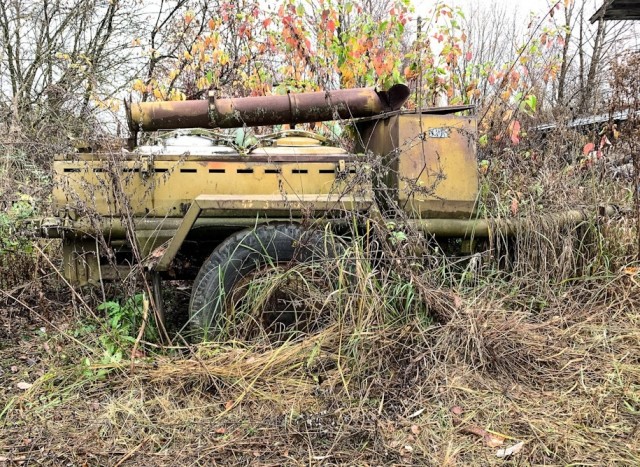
left=52, top=151, right=360, bottom=220
left=359, top=112, right=478, bottom=218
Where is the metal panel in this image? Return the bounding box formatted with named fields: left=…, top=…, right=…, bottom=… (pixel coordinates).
left=359, top=113, right=478, bottom=218
left=52, top=154, right=361, bottom=219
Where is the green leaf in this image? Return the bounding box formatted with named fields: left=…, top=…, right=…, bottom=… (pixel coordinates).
left=525, top=94, right=537, bottom=113
left=98, top=301, right=121, bottom=314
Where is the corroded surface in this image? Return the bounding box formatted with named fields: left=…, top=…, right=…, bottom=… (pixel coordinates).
left=129, top=85, right=410, bottom=131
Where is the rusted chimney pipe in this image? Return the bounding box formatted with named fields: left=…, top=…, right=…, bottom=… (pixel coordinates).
left=129, top=84, right=410, bottom=131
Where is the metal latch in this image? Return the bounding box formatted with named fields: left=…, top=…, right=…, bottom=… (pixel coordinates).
left=141, top=156, right=150, bottom=175
left=337, top=159, right=347, bottom=178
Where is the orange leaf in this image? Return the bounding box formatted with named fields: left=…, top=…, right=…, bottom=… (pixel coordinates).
left=510, top=197, right=519, bottom=216
left=583, top=142, right=595, bottom=155
left=485, top=433, right=505, bottom=448
left=510, top=120, right=521, bottom=144
left=327, top=19, right=336, bottom=33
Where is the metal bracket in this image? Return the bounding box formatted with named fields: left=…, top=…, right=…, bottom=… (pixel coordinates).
left=140, top=155, right=151, bottom=175
left=153, top=193, right=373, bottom=272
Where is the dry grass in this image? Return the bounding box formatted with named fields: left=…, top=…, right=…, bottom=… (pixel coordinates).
left=2, top=228, right=639, bottom=465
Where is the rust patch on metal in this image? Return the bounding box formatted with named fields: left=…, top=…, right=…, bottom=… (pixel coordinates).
left=129, top=85, right=410, bottom=131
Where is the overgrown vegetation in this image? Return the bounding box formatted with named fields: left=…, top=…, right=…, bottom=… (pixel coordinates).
left=1, top=212, right=639, bottom=464
left=1, top=0, right=640, bottom=465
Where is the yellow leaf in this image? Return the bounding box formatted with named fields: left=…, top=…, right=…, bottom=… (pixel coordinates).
left=132, top=79, right=147, bottom=93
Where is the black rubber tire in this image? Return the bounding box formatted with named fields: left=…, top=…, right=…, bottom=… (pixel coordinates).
left=188, top=223, right=340, bottom=341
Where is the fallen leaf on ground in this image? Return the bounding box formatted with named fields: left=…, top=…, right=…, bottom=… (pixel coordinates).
left=16, top=382, right=32, bottom=390
left=451, top=406, right=463, bottom=416
left=460, top=425, right=505, bottom=447
left=485, top=433, right=505, bottom=447
left=224, top=400, right=234, bottom=410
left=214, top=427, right=226, bottom=434
left=496, top=441, right=525, bottom=458
left=411, top=424, right=421, bottom=435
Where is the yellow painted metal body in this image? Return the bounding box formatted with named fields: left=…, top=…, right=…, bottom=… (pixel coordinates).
left=359, top=112, right=478, bottom=218
left=51, top=111, right=479, bottom=285
left=53, top=145, right=360, bottom=220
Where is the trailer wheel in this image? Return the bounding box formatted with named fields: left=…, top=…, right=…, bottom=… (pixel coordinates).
left=188, top=223, right=343, bottom=342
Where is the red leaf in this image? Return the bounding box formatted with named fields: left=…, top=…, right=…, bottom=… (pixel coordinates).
left=262, top=18, right=271, bottom=28
left=327, top=19, right=336, bottom=33
left=510, top=120, right=521, bottom=144
left=583, top=142, right=595, bottom=155
left=465, top=51, right=472, bottom=61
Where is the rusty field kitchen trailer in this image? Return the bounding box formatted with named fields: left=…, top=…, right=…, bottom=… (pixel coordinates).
left=35, top=84, right=613, bottom=340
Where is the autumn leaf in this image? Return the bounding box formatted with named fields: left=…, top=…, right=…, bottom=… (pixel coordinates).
left=510, top=197, right=519, bottom=216
left=509, top=120, right=521, bottom=144
left=485, top=433, right=505, bottom=447
left=583, top=142, right=595, bottom=155
left=327, top=20, right=336, bottom=33
left=184, top=10, right=194, bottom=25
